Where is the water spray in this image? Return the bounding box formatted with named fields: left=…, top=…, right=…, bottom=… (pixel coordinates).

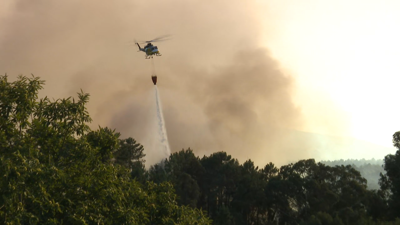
left=151, top=58, right=170, bottom=161
left=154, top=85, right=170, bottom=158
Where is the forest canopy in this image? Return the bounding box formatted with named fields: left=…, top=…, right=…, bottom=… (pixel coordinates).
left=0, top=75, right=210, bottom=224
left=1, top=74, right=400, bottom=225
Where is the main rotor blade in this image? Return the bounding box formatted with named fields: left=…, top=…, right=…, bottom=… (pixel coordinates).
left=145, top=34, right=172, bottom=43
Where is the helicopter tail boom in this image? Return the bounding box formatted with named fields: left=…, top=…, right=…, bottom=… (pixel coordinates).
left=136, top=43, right=144, bottom=51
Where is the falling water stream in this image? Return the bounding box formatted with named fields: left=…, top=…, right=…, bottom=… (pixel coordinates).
left=154, top=85, right=171, bottom=159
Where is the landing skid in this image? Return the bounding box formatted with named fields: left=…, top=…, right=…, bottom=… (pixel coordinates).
left=145, top=53, right=162, bottom=59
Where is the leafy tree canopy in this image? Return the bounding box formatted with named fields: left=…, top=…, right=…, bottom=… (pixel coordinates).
left=0, top=74, right=211, bottom=224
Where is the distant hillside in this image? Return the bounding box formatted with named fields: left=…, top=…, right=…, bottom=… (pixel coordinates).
left=285, top=129, right=396, bottom=161
left=320, top=159, right=385, bottom=190
left=282, top=130, right=393, bottom=190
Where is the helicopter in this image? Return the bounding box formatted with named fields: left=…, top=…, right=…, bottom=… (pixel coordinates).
left=135, top=35, right=170, bottom=59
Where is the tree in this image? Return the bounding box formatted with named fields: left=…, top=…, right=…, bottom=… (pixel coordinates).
left=232, top=160, right=267, bottom=224
left=87, top=126, right=120, bottom=163
left=113, top=137, right=147, bottom=183
left=114, top=137, right=146, bottom=168
left=0, top=74, right=211, bottom=224
left=164, top=149, right=204, bottom=208
left=264, top=159, right=371, bottom=224
left=379, top=131, right=400, bottom=220
left=199, top=152, right=240, bottom=223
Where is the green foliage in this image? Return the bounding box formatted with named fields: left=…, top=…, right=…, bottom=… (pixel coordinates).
left=113, top=136, right=147, bottom=183
left=379, top=131, right=400, bottom=220
left=321, top=158, right=385, bottom=190
left=6, top=74, right=400, bottom=225
left=0, top=74, right=211, bottom=224
left=165, top=149, right=204, bottom=208
left=114, top=137, right=146, bottom=168
left=149, top=162, right=170, bottom=184
left=86, top=127, right=120, bottom=163
left=232, top=160, right=267, bottom=224
left=155, top=151, right=389, bottom=225
left=199, top=152, right=240, bottom=222
left=131, top=160, right=148, bottom=184
left=300, top=212, right=342, bottom=225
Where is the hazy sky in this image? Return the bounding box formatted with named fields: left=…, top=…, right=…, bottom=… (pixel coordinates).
left=0, top=0, right=398, bottom=166
left=259, top=0, right=400, bottom=147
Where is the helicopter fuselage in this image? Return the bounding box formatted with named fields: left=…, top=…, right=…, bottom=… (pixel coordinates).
left=136, top=43, right=161, bottom=59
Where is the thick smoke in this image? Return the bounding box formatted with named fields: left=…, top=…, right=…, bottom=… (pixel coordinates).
left=0, top=0, right=311, bottom=166
left=156, top=49, right=307, bottom=165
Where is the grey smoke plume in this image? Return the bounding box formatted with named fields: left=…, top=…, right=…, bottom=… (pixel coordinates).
left=0, top=0, right=314, bottom=166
